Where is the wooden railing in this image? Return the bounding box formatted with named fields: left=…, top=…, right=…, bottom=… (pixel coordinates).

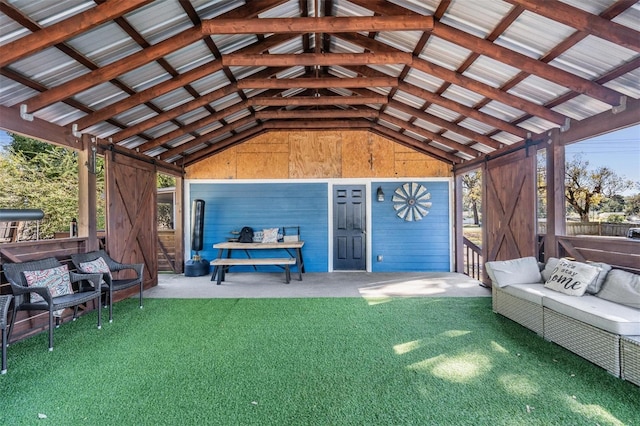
left=463, top=237, right=483, bottom=281
left=158, top=230, right=178, bottom=273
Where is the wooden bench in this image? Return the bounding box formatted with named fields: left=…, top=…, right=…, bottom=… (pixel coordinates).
left=210, top=258, right=297, bottom=285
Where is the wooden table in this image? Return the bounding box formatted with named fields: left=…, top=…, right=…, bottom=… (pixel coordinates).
left=210, top=241, right=305, bottom=282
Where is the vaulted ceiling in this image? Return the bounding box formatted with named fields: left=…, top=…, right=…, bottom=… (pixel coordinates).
left=1, top=0, right=639, bottom=171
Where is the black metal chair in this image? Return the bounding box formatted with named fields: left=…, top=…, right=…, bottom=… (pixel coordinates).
left=3, top=258, right=102, bottom=352
left=1, top=294, right=12, bottom=374
left=71, top=250, right=144, bottom=323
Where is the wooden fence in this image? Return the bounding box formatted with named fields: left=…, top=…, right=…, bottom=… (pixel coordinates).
left=538, top=222, right=636, bottom=237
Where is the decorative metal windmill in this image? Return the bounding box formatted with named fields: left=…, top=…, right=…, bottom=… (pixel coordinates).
left=392, top=183, right=432, bottom=221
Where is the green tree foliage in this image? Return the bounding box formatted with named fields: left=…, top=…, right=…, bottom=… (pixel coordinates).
left=462, top=170, right=482, bottom=225
left=0, top=134, right=105, bottom=240
left=565, top=153, right=634, bottom=222
left=157, top=173, right=175, bottom=188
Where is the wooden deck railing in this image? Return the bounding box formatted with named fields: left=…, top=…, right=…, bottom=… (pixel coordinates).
left=463, top=237, right=483, bottom=281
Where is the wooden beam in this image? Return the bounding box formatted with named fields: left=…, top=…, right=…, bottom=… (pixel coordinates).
left=0, top=105, right=78, bottom=148
left=557, top=96, right=640, bottom=145
left=454, top=96, right=640, bottom=172
left=379, top=112, right=481, bottom=158
left=217, top=0, right=290, bottom=19
left=143, top=101, right=250, bottom=153
left=159, top=115, right=257, bottom=161
left=233, top=33, right=300, bottom=55
left=238, top=76, right=398, bottom=89
left=335, top=32, right=569, bottom=127
left=262, top=119, right=372, bottom=129
left=504, top=0, right=640, bottom=53
left=431, top=22, right=625, bottom=107
left=410, top=58, right=569, bottom=126
left=110, top=83, right=238, bottom=143
left=202, top=16, right=433, bottom=34
left=388, top=100, right=501, bottom=151
left=397, top=82, right=525, bottom=142
left=222, top=52, right=413, bottom=67
left=73, top=60, right=224, bottom=131
left=23, top=27, right=203, bottom=113
left=0, top=0, right=154, bottom=68
left=182, top=125, right=266, bottom=166
left=256, top=109, right=379, bottom=120
left=371, top=123, right=461, bottom=164
left=248, top=95, right=387, bottom=106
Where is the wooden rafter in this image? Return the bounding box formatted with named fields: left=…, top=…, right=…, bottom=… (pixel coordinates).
left=256, top=109, right=379, bottom=120
left=0, top=0, right=154, bottom=68
left=238, top=77, right=398, bottom=89
left=505, top=0, right=640, bottom=53
left=430, top=22, right=624, bottom=107
left=158, top=115, right=258, bottom=161
left=248, top=95, right=388, bottom=106
left=23, top=27, right=203, bottom=114
left=379, top=112, right=480, bottom=158
left=139, top=101, right=252, bottom=153
left=73, top=60, right=224, bottom=131
left=110, top=84, right=238, bottom=143
left=202, top=16, right=434, bottom=34
left=410, top=58, right=569, bottom=126
left=222, top=52, right=413, bottom=67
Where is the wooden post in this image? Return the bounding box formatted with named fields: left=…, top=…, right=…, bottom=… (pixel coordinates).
left=545, top=129, right=565, bottom=259
left=79, top=135, right=99, bottom=252
left=454, top=174, right=464, bottom=274
left=174, top=175, right=184, bottom=274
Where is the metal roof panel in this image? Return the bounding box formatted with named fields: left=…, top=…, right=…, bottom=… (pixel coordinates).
left=124, top=0, right=192, bottom=45
left=550, top=35, right=637, bottom=80
left=9, top=47, right=91, bottom=88
left=605, top=69, right=640, bottom=99
left=71, top=82, right=128, bottom=111
left=419, top=37, right=472, bottom=71
left=495, top=11, right=575, bottom=60
left=439, top=0, right=513, bottom=39
left=9, top=0, right=94, bottom=27
left=507, top=75, right=570, bottom=105
left=189, top=71, right=231, bottom=95
left=163, top=41, right=215, bottom=74
left=117, top=62, right=172, bottom=92
left=65, top=22, right=142, bottom=67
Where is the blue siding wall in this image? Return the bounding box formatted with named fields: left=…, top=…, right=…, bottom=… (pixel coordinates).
left=189, top=182, right=328, bottom=272
left=371, top=181, right=450, bottom=272
left=189, top=180, right=450, bottom=274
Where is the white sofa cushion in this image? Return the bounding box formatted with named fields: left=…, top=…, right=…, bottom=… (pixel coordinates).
left=586, top=261, right=612, bottom=294
left=485, top=257, right=542, bottom=288
left=597, top=269, right=640, bottom=309
left=500, top=283, right=546, bottom=305
left=543, top=291, right=640, bottom=335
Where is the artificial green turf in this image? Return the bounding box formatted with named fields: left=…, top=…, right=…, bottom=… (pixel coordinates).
left=1, top=297, right=638, bottom=425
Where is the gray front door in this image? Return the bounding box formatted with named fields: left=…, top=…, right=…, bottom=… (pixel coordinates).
left=333, top=185, right=366, bottom=270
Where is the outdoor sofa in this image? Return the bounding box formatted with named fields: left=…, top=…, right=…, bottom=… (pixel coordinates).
left=485, top=256, right=640, bottom=386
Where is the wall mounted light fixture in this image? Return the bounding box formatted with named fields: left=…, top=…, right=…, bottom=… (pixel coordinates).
left=377, top=186, right=385, bottom=202
left=86, top=145, right=97, bottom=174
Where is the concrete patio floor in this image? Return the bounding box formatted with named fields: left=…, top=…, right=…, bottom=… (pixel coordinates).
left=145, top=271, right=491, bottom=299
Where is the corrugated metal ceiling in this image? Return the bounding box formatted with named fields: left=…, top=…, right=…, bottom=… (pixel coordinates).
left=0, top=0, right=638, bottom=168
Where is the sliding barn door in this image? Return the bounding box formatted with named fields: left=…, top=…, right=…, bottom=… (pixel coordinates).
left=105, top=152, right=157, bottom=289
left=485, top=149, right=537, bottom=264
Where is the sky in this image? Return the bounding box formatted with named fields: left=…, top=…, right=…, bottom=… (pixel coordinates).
left=565, top=125, right=640, bottom=193
left=1, top=125, right=638, bottom=186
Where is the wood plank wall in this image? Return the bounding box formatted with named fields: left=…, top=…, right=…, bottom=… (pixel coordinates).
left=186, top=130, right=451, bottom=179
